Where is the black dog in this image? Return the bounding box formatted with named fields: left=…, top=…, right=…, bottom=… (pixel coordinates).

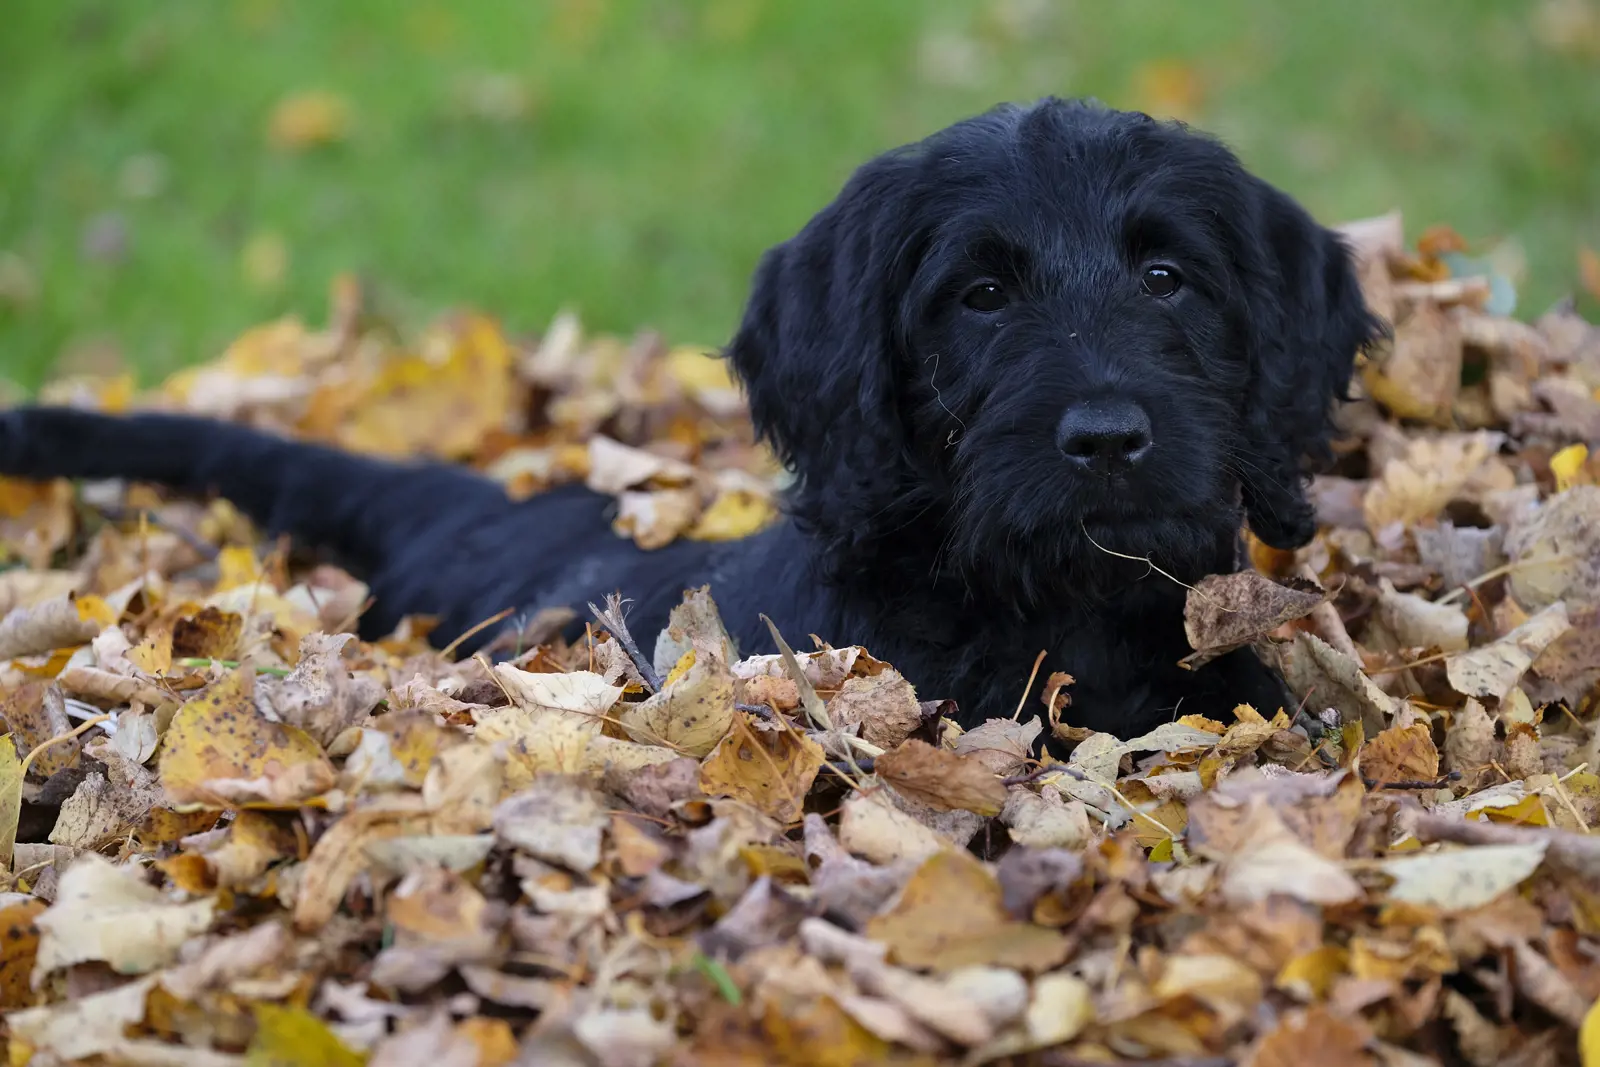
left=0, top=99, right=1380, bottom=737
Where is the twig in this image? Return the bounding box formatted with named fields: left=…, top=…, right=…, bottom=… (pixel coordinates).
left=1080, top=523, right=1214, bottom=598
left=90, top=503, right=219, bottom=561
left=735, top=702, right=776, bottom=721
left=1363, top=770, right=1462, bottom=791
left=1011, top=649, right=1048, bottom=721
left=589, top=593, right=662, bottom=691
left=439, top=607, right=516, bottom=660
left=822, top=758, right=875, bottom=778
left=1365, top=649, right=1453, bottom=676
left=1436, top=554, right=1574, bottom=606
left=1001, top=765, right=1053, bottom=787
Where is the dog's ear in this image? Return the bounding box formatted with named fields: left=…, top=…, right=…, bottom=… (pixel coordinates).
left=725, top=156, right=921, bottom=492
left=1237, top=181, right=1384, bottom=549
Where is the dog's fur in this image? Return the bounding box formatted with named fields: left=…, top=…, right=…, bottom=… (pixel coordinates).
left=0, top=99, right=1381, bottom=737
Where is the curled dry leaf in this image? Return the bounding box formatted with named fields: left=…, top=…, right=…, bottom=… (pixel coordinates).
left=825, top=668, right=925, bottom=749
left=1272, top=631, right=1402, bottom=733
left=1183, top=569, right=1328, bottom=668
left=33, top=853, right=217, bottom=979
left=1445, top=601, right=1570, bottom=699
left=0, top=593, right=106, bottom=660
left=873, top=738, right=1009, bottom=816
left=256, top=631, right=384, bottom=745
left=618, top=641, right=737, bottom=757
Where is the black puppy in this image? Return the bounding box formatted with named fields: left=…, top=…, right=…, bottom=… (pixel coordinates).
left=0, top=99, right=1380, bottom=737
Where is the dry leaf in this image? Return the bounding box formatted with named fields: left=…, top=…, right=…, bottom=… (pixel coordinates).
left=699, top=720, right=826, bottom=823
left=1183, top=572, right=1327, bottom=668
left=866, top=850, right=1072, bottom=972
left=0, top=594, right=105, bottom=660
left=1361, top=723, right=1440, bottom=785
left=160, top=668, right=336, bottom=808
left=493, top=776, right=608, bottom=872
left=618, top=642, right=737, bottom=756
left=874, top=738, right=1009, bottom=816
left=1446, top=601, right=1571, bottom=699
left=1381, top=842, right=1547, bottom=910
left=33, top=853, right=216, bottom=978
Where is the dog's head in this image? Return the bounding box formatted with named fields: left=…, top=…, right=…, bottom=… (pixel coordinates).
left=727, top=99, right=1381, bottom=602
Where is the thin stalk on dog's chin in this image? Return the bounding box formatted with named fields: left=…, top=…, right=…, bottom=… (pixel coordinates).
left=1076, top=521, right=1206, bottom=595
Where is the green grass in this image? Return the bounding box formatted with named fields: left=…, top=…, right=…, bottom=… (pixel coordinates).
left=3, top=0, right=1599, bottom=389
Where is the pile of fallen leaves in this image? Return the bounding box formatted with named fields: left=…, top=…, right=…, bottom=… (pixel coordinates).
left=3, top=214, right=1600, bottom=1067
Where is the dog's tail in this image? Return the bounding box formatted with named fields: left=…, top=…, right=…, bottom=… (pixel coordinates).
left=0, top=406, right=508, bottom=581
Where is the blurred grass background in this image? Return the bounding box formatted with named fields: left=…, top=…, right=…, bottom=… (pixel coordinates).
left=3, top=0, right=1599, bottom=389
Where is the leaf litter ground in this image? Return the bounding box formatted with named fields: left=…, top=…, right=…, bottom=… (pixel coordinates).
left=5, top=216, right=1600, bottom=1066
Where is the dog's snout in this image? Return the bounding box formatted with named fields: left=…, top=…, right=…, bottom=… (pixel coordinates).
left=1056, top=400, right=1154, bottom=475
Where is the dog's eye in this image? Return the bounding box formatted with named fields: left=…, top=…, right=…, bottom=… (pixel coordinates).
left=1140, top=265, right=1182, bottom=298
left=961, top=283, right=1009, bottom=314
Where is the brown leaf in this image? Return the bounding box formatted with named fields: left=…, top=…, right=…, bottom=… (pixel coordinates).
left=170, top=606, right=244, bottom=661
left=0, top=682, right=78, bottom=780
left=1182, top=571, right=1327, bottom=668
left=256, top=632, right=384, bottom=745
left=699, top=720, right=825, bottom=824
left=1244, top=1005, right=1376, bottom=1067
left=874, top=738, right=1009, bottom=816
left=825, top=668, right=924, bottom=748
left=865, top=849, right=1071, bottom=972
left=1361, top=722, right=1440, bottom=785
left=952, top=716, right=1041, bottom=777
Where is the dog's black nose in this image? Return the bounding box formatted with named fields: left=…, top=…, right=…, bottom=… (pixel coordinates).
left=1056, top=400, right=1154, bottom=475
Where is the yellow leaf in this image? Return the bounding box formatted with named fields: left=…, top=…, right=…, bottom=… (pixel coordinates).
left=688, top=488, right=778, bottom=542
left=699, top=719, right=826, bottom=823
left=1552, top=443, right=1590, bottom=492
left=159, top=668, right=336, bottom=809
left=1276, top=944, right=1349, bottom=1000
left=0, top=735, right=22, bottom=869
left=126, top=627, right=173, bottom=675
left=246, top=1003, right=365, bottom=1067
left=866, top=849, right=1072, bottom=972
left=1580, top=992, right=1600, bottom=1067
left=215, top=545, right=263, bottom=592
left=1360, top=722, right=1439, bottom=786
left=618, top=639, right=737, bottom=757
left=0, top=899, right=46, bottom=1009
